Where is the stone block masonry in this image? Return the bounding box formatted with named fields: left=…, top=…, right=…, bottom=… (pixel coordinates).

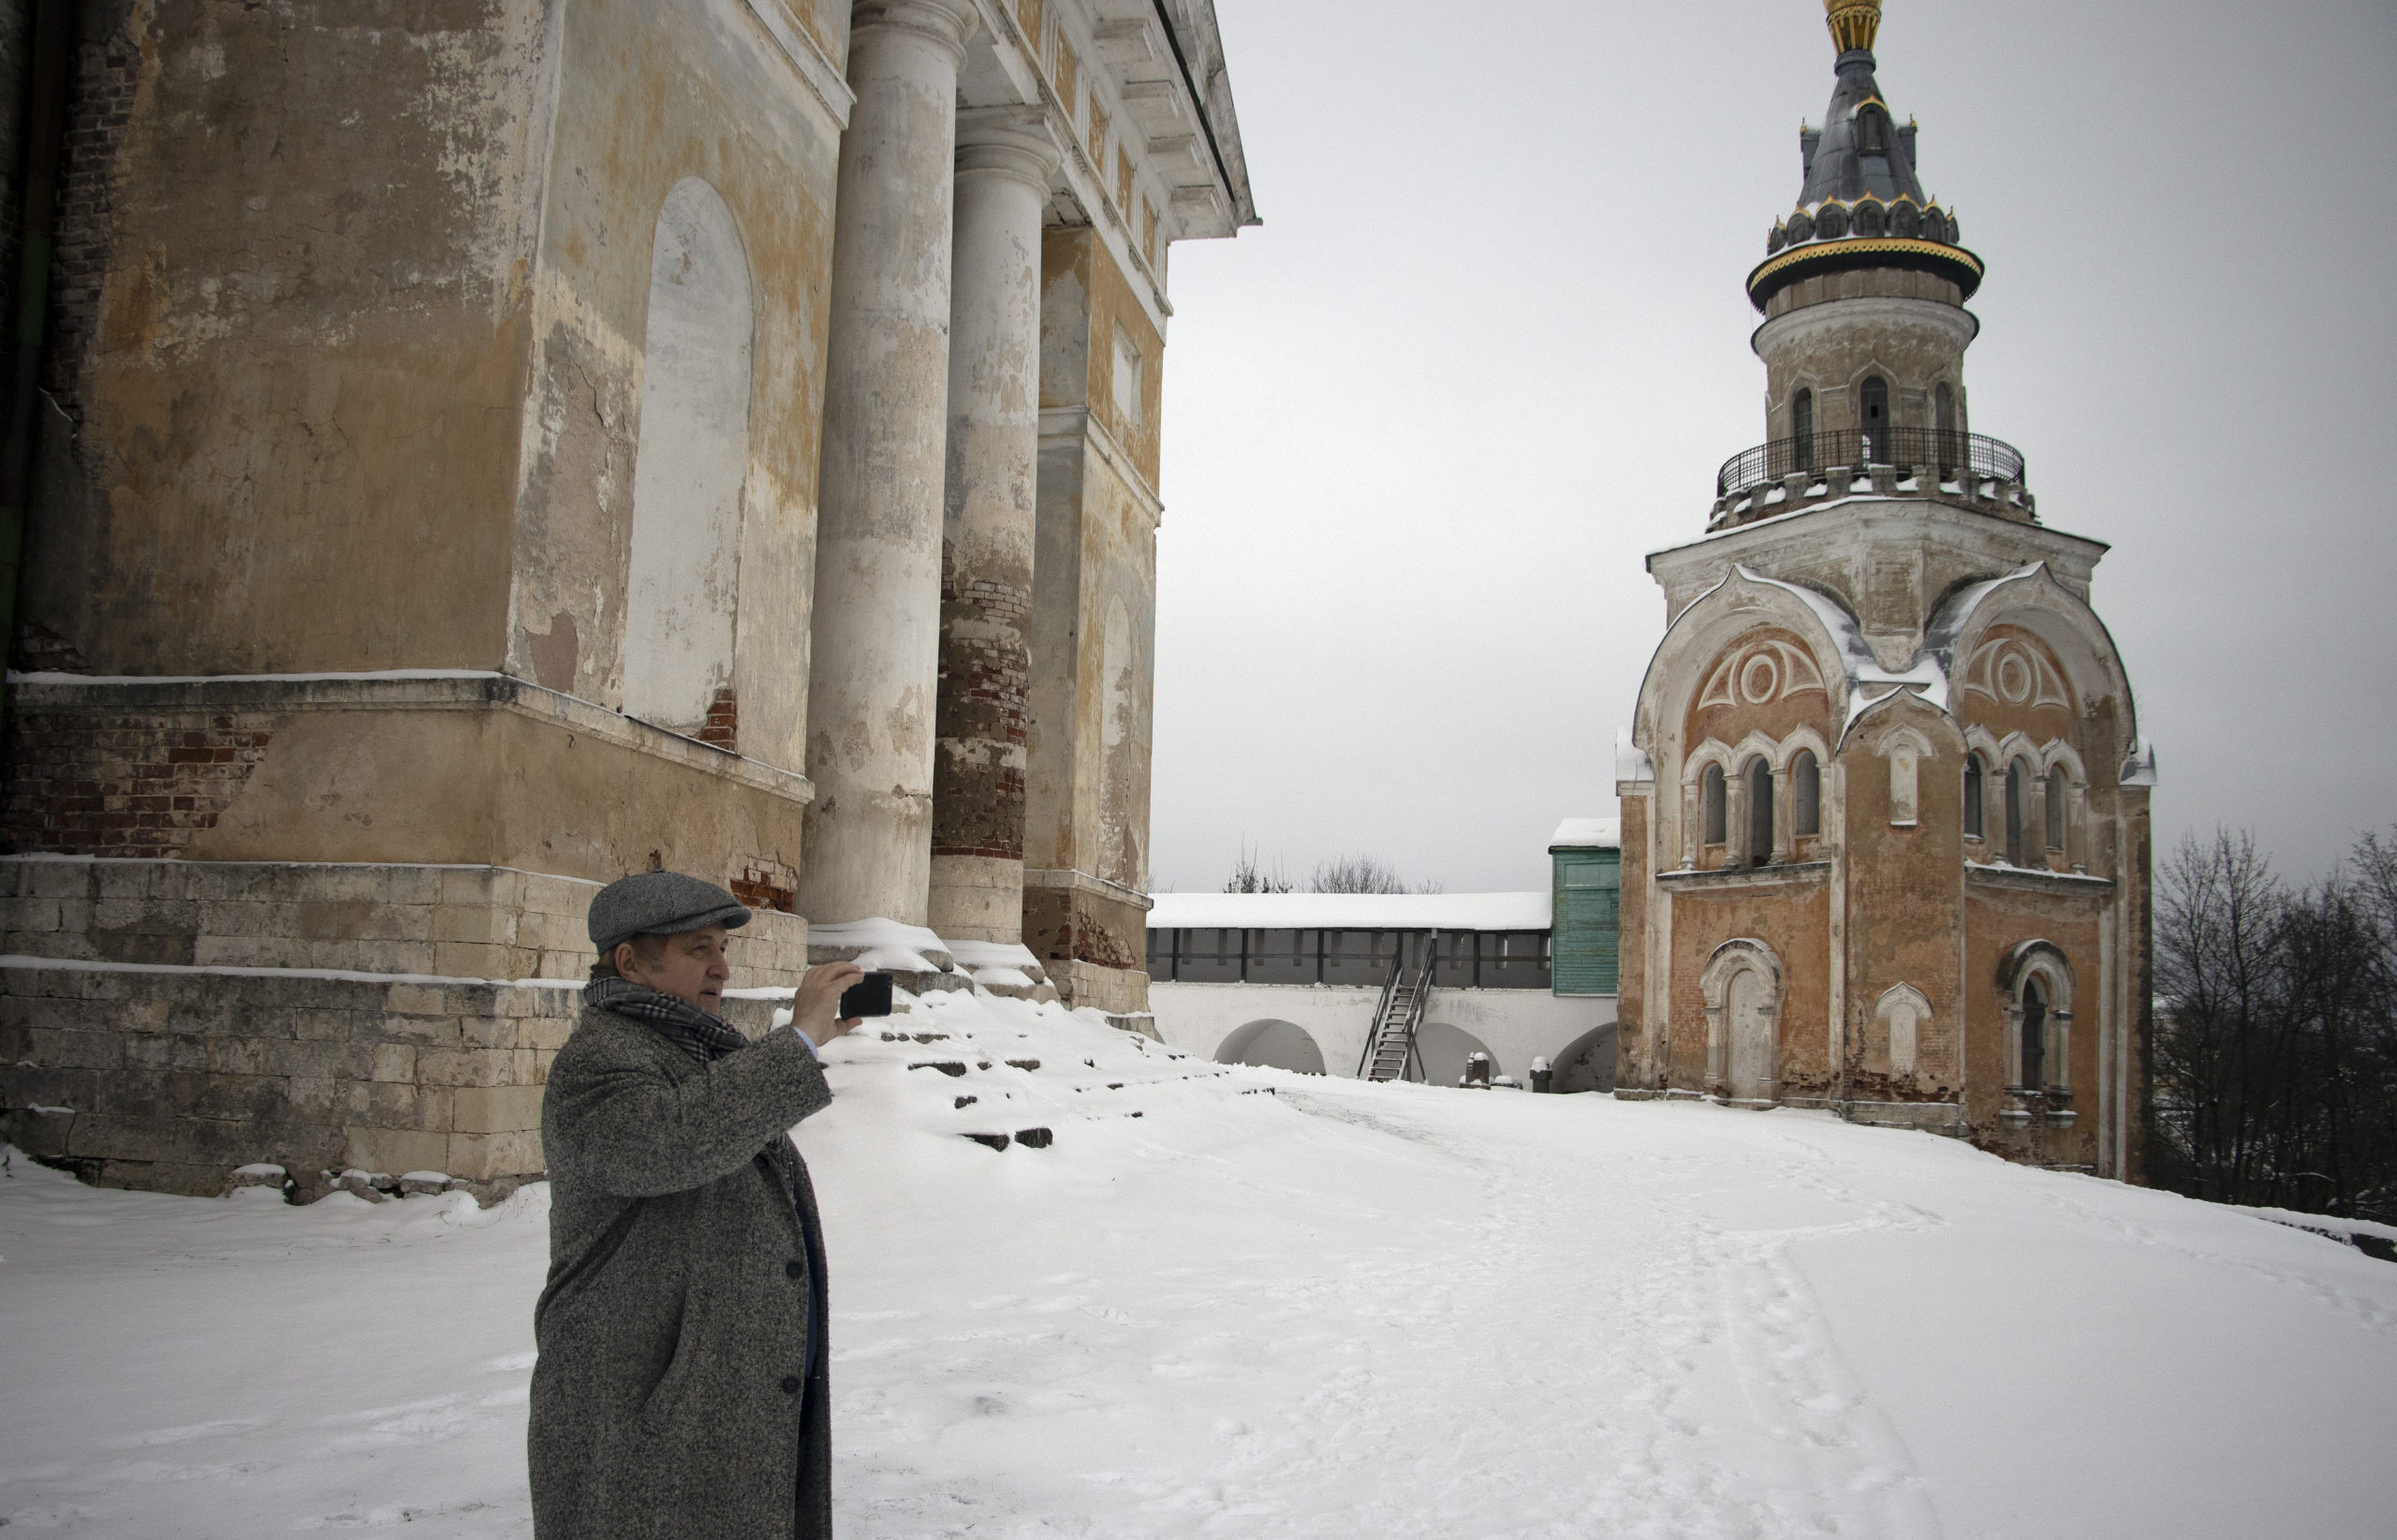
left=0, top=857, right=807, bottom=987
left=0, top=957, right=792, bottom=1201
left=0, top=960, right=575, bottom=1199
left=0, top=857, right=806, bottom=1198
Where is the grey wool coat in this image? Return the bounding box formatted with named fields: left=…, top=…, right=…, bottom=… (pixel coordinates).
left=530, top=1005, right=835, bottom=1540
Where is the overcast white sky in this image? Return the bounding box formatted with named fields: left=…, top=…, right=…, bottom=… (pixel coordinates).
left=1146, top=0, right=2397, bottom=896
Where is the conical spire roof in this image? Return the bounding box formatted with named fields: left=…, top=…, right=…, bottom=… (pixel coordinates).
left=1746, top=0, right=1982, bottom=312
left=1797, top=46, right=1925, bottom=208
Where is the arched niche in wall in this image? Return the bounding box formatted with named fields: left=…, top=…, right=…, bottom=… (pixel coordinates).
left=1872, top=982, right=1933, bottom=1082
left=624, top=177, right=755, bottom=736
left=1214, top=1019, right=1325, bottom=1075
left=1416, top=1021, right=1496, bottom=1088
left=1551, top=1023, right=1618, bottom=1093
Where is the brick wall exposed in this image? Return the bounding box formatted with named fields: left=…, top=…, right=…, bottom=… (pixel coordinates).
left=3, top=706, right=274, bottom=856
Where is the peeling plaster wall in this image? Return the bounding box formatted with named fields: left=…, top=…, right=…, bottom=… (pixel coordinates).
left=508, top=0, right=844, bottom=776
left=24, top=0, right=556, bottom=675
left=1024, top=226, right=1158, bottom=993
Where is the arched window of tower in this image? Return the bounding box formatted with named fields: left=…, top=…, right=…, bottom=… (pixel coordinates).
left=2021, top=978, right=2048, bottom=1088
left=1792, top=750, right=1821, bottom=837
left=1702, top=763, right=1728, bottom=847
left=2046, top=766, right=2070, bottom=853
left=1934, top=382, right=1956, bottom=472
left=1860, top=375, right=1890, bottom=465
left=2005, top=760, right=2028, bottom=864
left=1793, top=388, right=1816, bottom=470
left=1963, top=753, right=1986, bottom=842
left=624, top=177, right=754, bottom=739
left=1746, top=758, right=1774, bottom=867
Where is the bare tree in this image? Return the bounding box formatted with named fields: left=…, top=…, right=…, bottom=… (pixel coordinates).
left=1222, top=843, right=1292, bottom=894
left=2152, top=828, right=2397, bottom=1223
left=1307, top=855, right=1440, bottom=894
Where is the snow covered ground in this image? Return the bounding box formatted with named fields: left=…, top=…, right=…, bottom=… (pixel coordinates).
left=5, top=987, right=2395, bottom=1538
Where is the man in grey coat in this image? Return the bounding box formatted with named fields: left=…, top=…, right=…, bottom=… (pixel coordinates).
left=530, top=871, right=864, bottom=1539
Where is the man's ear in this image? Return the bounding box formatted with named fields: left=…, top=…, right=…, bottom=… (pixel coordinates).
left=613, top=941, right=640, bottom=977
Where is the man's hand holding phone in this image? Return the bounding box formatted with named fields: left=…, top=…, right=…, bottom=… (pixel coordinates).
left=794, top=961, right=868, bottom=1048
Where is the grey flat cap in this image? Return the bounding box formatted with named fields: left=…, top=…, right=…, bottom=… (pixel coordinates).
left=588, top=870, right=752, bottom=955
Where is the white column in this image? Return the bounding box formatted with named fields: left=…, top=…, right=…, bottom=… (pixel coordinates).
left=801, top=0, right=979, bottom=927
left=929, top=108, right=1063, bottom=944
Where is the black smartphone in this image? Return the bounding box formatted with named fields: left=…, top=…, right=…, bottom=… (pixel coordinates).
left=838, top=971, right=894, bottom=1019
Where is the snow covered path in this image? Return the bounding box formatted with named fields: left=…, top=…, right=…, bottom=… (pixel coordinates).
left=4, top=994, right=2395, bottom=1537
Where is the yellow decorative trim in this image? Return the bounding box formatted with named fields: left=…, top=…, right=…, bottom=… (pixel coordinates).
left=1747, top=237, right=1983, bottom=292
left=1825, top=0, right=1881, bottom=53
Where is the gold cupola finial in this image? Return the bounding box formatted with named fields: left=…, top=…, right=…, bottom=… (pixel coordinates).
left=1825, top=0, right=1881, bottom=54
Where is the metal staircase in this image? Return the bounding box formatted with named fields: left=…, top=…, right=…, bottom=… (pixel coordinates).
left=1356, top=937, right=1436, bottom=1082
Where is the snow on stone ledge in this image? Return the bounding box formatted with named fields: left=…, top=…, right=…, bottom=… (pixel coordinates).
left=807, top=917, right=956, bottom=974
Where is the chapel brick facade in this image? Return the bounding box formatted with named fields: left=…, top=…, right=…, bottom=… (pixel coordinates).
left=1613, top=0, right=2154, bottom=1179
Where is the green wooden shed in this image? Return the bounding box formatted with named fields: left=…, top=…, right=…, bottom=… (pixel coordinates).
left=1549, top=817, right=1622, bottom=996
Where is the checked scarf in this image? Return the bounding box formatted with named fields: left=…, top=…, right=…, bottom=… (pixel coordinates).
left=584, top=975, right=749, bottom=1065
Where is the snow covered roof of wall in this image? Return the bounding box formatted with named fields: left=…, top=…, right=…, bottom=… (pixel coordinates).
left=1145, top=891, right=1552, bottom=931
left=1548, top=818, right=1621, bottom=849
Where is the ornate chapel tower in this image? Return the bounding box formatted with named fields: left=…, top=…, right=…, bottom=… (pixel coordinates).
left=1612, top=0, right=2156, bottom=1178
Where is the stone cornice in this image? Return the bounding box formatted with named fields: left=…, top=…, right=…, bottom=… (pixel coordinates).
left=5, top=671, right=815, bottom=805
left=742, top=0, right=856, bottom=129
left=1023, top=865, right=1154, bottom=911
left=1964, top=861, right=2114, bottom=897
left=1658, top=859, right=1831, bottom=891
left=1038, top=405, right=1164, bottom=524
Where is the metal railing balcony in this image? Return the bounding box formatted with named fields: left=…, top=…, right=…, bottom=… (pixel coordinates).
left=1715, top=428, right=2025, bottom=501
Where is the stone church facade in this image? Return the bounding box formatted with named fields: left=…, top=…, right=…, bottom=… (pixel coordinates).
left=1613, top=0, right=2154, bottom=1179
left=0, top=0, right=1253, bottom=1195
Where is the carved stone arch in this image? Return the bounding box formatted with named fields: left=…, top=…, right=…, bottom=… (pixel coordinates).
left=2036, top=739, right=2088, bottom=863
left=2038, top=739, right=2088, bottom=783
left=1635, top=571, right=1860, bottom=868
left=1701, top=938, right=1784, bottom=1101
left=1993, top=730, right=2042, bottom=774
left=1872, top=982, right=1934, bottom=1080
left=1732, top=729, right=1785, bottom=774
left=1933, top=565, right=2140, bottom=767
left=1997, top=941, right=2077, bottom=1094
left=1681, top=738, right=1736, bottom=867
left=1683, top=737, right=1737, bottom=782
left=1780, top=725, right=1833, bottom=843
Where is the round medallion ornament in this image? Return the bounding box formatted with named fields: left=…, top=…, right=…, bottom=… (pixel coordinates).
left=1740, top=654, right=1781, bottom=705
left=1996, top=652, right=2033, bottom=704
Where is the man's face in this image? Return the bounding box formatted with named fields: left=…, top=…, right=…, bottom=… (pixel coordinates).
left=621, top=926, right=733, bottom=1013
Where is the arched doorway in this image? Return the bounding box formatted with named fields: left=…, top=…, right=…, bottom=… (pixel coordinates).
left=1214, top=1019, right=1326, bottom=1075
left=1702, top=938, right=1783, bottom=1104
left=1727, top=969, right=1773, bottom=1100
left=1414, top=1022, right=1495, bottom=1088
